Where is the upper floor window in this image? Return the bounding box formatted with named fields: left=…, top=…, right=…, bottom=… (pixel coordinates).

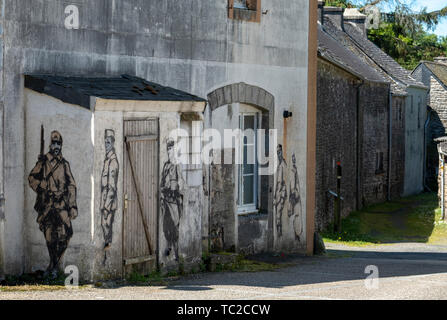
left=234, top=0, right=248, bottom=9
left=229, top=0, right=261, bottom=23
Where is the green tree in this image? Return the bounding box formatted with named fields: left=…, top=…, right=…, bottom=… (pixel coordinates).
left=324, top=0, right=447, bottom=69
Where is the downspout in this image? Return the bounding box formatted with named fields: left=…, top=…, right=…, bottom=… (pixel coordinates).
left=0, top=0, right=5, bottom=280
left=442, top=154, right=445, bottom=220
left=208, top=106, right=212, bottom=253
left=439, top=146, right=445, bottom=220
left=387, top=87, right=392, bottom=201
left=423, top=109, right=432, bottom=192
left=354, top=80, right=364, bottom=210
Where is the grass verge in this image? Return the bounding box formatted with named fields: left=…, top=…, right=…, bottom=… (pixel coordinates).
left=322, top=192, right=447, bottom=246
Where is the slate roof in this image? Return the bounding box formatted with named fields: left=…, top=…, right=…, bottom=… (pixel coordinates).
left=419, top=61, right=447, bottom=88
left=25, top=74, right=206, bottom=110
left=318, top=24, right=388, bottom=83
left=343, top=22, right=427, bottom=90
left=321, top=17, right=407, bottom=96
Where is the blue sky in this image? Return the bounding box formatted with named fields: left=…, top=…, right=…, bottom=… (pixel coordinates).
left=378, top=0, right=447, bottom=37
left=413, top=0, right=447, bottom=36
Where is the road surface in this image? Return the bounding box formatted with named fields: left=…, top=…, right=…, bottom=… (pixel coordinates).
left=1, top=242, right=447, bottom=300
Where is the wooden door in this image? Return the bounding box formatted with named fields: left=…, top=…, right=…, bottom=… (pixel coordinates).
left=123, top=119, right=159, bottom=276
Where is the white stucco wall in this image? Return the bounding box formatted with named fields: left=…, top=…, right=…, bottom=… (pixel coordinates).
left=23, top=90, right=204, bottom=279
left=403, top=87, right=427, bottom=196
left=24, top=89, right=96, bottom=278
left=2, top=0, right=311, bottom=274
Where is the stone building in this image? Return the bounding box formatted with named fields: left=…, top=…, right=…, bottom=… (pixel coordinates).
left=315, top=3, right=427, bottom=231
left=0, top=1, right=317, bottom=280
left=317, top=22, right=390, bottom=230
left=412, top=58, right=447, bottom=190
left=341, top=9, right=428, bottom=198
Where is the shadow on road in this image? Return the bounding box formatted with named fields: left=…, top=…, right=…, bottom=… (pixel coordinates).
left=161, top=248, right=447, bottom=291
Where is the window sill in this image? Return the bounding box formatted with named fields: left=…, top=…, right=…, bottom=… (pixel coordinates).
left=238, top=208, right=259, bottom=216
left=238, top=211, right=268, bottom=221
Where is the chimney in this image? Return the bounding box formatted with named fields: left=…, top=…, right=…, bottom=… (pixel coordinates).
left=323, top=6, right=345, bottom=30
left=317, top=0, right=324, bottom=23
left=344, top=8, right=367, bottom=36
left=434, top=57, right=447, bottom=66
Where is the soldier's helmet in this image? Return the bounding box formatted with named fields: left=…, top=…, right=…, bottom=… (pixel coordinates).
left=51, top=131, right=63, bottom=145
left=105, top=129, right=115, bottom=140
left=166, top=138, right=175, bottom=150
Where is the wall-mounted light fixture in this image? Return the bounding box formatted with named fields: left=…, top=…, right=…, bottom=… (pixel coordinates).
left=283, top=110, right=293, bottom=119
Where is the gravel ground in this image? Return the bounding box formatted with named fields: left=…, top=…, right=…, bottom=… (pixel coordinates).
left=1, top=242, right=447, bottom=300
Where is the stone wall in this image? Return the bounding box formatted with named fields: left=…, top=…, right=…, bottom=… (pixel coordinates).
left=0, top=0, right=5, bottom=279
left=430, top=76, right=447, bottom=128
left=390, top=96, right=406, bottom=199
left=359, top=82, right=390, bottom=205
left=316, top=59, right=358, bottom=231
left=238, top=214, right=269, bottom=255
left=316, top=58, right=390, bottom=231
left=209, top=149, right=236, bottom=252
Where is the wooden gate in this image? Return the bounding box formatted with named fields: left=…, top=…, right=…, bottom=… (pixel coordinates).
left=123, top=119, right=159, bottom=276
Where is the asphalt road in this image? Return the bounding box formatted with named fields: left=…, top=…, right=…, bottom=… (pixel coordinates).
left=1, top=242, right=447, bottom=300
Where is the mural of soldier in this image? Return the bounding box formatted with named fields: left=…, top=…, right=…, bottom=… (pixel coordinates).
left=100, top=129, right=119, bottom=256
left=288, top=153, right=303, bottom=242
left=273, top=144, right=287, bottom=238
left=160, top=138, right=184, bottom=262
left=28, top=130, right=78, bottom=278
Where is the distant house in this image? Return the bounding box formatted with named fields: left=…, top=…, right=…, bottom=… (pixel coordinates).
left=341, top=9, right=428, bottom=198
left=316, top=2, right=428, bottom=231
left=412, top=59, right=447, bottom=190
left=317, top=17, right=390, bottom=230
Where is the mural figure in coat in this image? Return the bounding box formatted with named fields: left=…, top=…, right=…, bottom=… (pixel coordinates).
left=274, top=144, right=287, bottom=238
left=28, top=130, right=78, bottom=278
left=100, top=130, right=119, bottom=261
left=288, top=153, right=303, bottom=242
left=161, top=138, right=184, bottom=262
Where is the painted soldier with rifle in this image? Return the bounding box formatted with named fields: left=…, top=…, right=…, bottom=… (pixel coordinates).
left=28, top=128, right=78, bottom=278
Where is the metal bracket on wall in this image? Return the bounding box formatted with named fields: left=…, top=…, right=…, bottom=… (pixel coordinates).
left=0, top=194, right=4, bottom=220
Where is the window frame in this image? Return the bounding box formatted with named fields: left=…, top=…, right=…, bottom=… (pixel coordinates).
left=237, top=112, right=260, bottom=214
left=228, top=0, right=262, bottom=23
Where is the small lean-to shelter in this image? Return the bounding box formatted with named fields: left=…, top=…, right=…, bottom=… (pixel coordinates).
left=23, top=74, right=206, bottom=281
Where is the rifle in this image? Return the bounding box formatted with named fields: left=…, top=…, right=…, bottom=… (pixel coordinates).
left=40, top=125, right=45, bottom=157
left=34, top=125, right=48, bottom=215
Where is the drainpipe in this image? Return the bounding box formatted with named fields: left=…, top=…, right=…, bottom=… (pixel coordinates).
left=354, top=80, right=364, bottom=210
left=387, top=87, right=392, bottom=201
left=423, top=110, right=432, bottom=192
left=439, top=148, right=445, bottom=220
left=442, top=155, right=445, bottom=220
left=208, top=107, right=212, bottom=253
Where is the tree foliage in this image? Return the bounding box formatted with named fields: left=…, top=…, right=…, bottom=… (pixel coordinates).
left=325, top=0, right=447, bottom=70
left=367, top=23, right=447, bottom=69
